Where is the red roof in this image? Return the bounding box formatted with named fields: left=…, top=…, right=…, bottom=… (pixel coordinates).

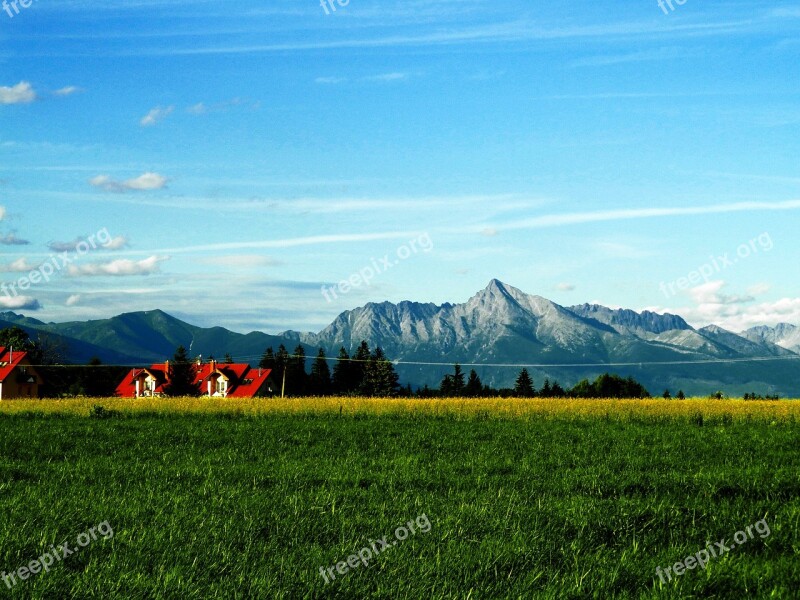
left=115, top=360, right=273, bottom=398
left=0, top=346, right=32, bottom=382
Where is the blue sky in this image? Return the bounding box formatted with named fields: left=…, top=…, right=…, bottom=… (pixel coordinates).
left=1, top=0, right=799, bottom=334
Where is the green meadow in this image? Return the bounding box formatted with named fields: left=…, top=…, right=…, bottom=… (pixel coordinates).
left=0, top=412, right=797, bottom=598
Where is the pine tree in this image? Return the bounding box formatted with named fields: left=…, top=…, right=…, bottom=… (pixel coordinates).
left=514, top=368, right=535, bottom=397
left=677, top=390, right=686, bottom=400
left=259, top=347, right=276, bottom=370
left=164, top=345, right=199, bottom=396
left=439, top=374, right=454, bottom=397
left=352, top=341, right=371, bottom=392
left=452, top=364, right=465, bottom=395
left=224, top=353, right=234, bottom=364
left=541, top=378, right=552, bottom=397
left=464, top=369, right=483, bottom=397
left=551, top=381, right=565, bottom=397
left=286, top=345, right=307, bottom=396
left=309, top=348, right=332, bottom=395
left=369, top=347, right=399, bottom=397
left=332, top=347, right=354, bottom=394
left=663, top=389, right=672, bottom=399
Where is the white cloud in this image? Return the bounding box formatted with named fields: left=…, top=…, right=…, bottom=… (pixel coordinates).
left=0, top=206, right=5, bottom=220
left=688, top=280, right=754, bottom=306
left=140, top=105, right=174, bottom=127
left=0, top=258, right=39, bottom=273
left=187, top=102, right=207, bottom=114
left=54, top=86, right=82, bottom=97
left=0, top=82, right=36, bottom=105
left=101, top=235, right=130, bottom=250
left=89, top=172, right=169, bottom=193
left=48, top=231, right=128, bottom=253
left=555, top=283, right=576, bottom=292
left=0, top=296, right=41, bottom=310
left=649, top=281, right=800, bottom=330
left=67, top=255, right=169, bottom=277
left=66, top=294, right=81, bottom=306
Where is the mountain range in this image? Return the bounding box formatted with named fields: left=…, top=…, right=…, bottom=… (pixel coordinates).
left=2, top=279, right=799, bottom=396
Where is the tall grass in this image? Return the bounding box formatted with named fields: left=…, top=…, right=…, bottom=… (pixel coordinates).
left=0, top=401, right=797, bottom=597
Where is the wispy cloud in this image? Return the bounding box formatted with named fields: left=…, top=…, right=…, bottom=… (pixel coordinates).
left=186, top=98, right=259, bottom=114
left=0, top=82, right=36, bottom=105
left=364, top=72, right=409, bottom=82
left=89, top=172, right=169, bottom=193
left=48, top=233, right=129, bottom=253
left=124, top=18, right=768, bottom=57
left=67, top=255, right=169, bottom=277
left=0, top=232, right=30, bottom=246
left=139, top=105, right=174, bottom=126
left=479, top=199, right=800, bottom=233
left=315, top=76, right=348, bottom=85
left=53, top=86, right=82, bottom=96
left=315, top=72, right=410, bottom=84
left=144, top=231, right=423, bottom=255
left=569, top=47, right=691, bottom=68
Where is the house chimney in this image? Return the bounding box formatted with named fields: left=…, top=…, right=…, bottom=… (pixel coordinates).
left=164, top=360, right=169, bottom=373
left=8, top=346, right=12, bottom=363
left=211, top=359, right=217, bottom=372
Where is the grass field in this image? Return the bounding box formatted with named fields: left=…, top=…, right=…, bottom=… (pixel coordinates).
left=0, top=397, right=798, bottom=598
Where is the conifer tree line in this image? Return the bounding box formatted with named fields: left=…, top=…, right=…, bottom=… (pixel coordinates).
left=258, top=342, right=400, bottom=397
left=430, top=365, right=652, bottom=399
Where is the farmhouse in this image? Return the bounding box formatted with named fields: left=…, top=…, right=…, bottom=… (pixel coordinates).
left=115, top=359, right=275, bottom=398
left=0, top=346, right=42, bottom=400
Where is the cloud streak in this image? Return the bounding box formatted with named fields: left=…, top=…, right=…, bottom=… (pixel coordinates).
left=479, top=199, right=800, bottom=233
left=89, top=172, right=169, bottom=193
left=140, top=105, right=174, bottom=126
left=0, top=232, right=30, bottom=246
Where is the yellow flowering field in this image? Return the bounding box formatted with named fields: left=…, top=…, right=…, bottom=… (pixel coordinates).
left=1, top=396, right=798, bottom=422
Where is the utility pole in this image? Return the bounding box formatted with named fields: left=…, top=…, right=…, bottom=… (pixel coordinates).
left=281, top=367, right=286, bottom=399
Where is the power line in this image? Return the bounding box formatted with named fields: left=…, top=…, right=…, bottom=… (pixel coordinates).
left=19, top=352, right=800, bottom=370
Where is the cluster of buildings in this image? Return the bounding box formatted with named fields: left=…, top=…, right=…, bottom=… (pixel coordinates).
left=0, top=348, right=275, bottom=399
left=114, top=359, right=275, bottom=398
